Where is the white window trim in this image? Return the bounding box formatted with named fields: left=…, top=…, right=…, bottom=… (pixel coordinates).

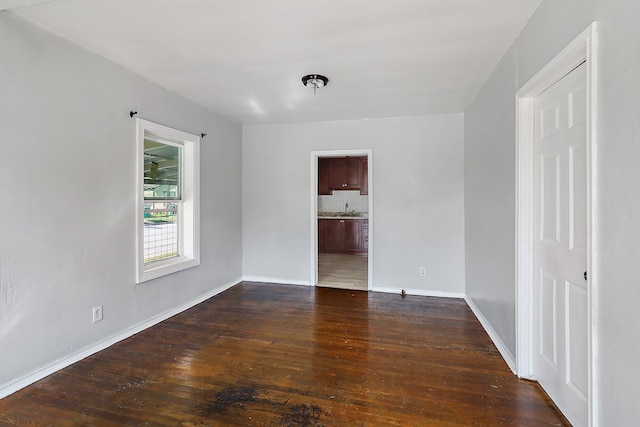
left=136, top=118, right=200, bottom=283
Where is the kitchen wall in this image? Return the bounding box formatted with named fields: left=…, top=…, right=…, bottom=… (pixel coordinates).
left=243, top=114, right=465, bottom=295
left=318, top=190, right=368, bottom=214
left=0, top=12, right=243, bottom=395
left=464, top=0, right=640, bottom=423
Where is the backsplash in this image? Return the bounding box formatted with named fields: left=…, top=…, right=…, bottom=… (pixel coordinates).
left=318, top=190, right=369, bottom=213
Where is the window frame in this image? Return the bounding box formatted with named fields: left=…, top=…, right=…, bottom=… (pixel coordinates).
left=136, top=119, right=200, bottom=283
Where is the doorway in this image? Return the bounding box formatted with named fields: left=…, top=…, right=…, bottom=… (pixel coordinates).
left=310, top=149, right=373, bottom=291
left=516, top=23, right=598, bottom=427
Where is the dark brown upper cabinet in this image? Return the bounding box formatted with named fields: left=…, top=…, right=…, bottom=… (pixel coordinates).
left=318, top=157, right=332, bottom=195
left=318, top=156, right=368, bottom=195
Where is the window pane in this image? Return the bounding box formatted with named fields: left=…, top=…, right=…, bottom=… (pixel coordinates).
left=143, top=202, right=179, bottom=264
left=144, top=139, right=180, bottom=200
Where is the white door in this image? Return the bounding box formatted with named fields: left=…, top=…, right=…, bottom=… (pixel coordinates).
left=533, top=62, right=588, bottom=426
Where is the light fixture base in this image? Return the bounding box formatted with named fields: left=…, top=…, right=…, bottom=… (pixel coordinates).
left=302, top=74, right=329, bottom=94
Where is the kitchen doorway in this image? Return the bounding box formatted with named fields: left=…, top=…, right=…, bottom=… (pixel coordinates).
left=310, top=149, right=373, bottom=291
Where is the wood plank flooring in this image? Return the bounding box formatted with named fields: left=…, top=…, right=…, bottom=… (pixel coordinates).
left=317, top=253, right=368, bottom=291
left=0, top=283, right=569, bottom=426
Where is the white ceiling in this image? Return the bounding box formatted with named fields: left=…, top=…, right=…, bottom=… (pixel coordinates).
left=9, top=0, right=542, bottom=125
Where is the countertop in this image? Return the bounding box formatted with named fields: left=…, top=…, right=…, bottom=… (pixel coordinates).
left=317, top=212, right=368, bottom=219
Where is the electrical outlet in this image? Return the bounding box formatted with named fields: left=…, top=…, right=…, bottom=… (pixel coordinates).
left=419, top=267, right=426, bottom=277
left=92, top=305, right=103, bottom=323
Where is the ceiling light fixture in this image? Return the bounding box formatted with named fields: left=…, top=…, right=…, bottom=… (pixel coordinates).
left=302, top=74, right=329, bottom=95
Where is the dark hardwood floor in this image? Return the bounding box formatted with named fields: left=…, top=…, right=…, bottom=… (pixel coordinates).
left=0, top=282, right=569, bottom=426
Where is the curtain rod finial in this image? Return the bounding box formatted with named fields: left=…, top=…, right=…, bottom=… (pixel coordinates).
left=130, top=111, right=138, bottom=118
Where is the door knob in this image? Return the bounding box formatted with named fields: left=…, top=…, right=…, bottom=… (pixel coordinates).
left=584, top=271, right=588, bottom=281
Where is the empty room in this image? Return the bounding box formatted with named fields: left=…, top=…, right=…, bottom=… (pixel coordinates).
left=1, top=1, right=639, bottom=426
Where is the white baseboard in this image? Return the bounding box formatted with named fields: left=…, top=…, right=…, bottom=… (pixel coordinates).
left=0, top=278, right=242, bottom=399
left=242, top=276, right=312, bottom=286
left=464, top=296, right=516, bottom=374
left=371, top=286, right=465, bottom=299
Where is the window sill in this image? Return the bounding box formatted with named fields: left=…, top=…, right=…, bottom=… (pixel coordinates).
left=136, top=256, right=200, bottom=284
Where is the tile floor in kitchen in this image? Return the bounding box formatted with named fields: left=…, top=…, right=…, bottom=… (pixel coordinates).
left=317, top=253, right=368, bottom=290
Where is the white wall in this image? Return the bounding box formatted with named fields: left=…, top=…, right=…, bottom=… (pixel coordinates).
left=0, top=12, right=243, bottom=393
left=243, top=115, right=465, bottom=295
left=464, top=0, right=640, bottom=423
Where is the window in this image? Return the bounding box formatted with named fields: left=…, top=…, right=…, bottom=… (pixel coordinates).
left=136, top=119, right=200, bottom=283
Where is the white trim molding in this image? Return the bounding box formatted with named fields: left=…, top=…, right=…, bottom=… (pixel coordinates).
left=515, top=22, right=598, bottom=427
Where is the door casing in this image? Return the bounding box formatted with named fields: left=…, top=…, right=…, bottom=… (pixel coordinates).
left=310, top=149, right=373, bottom=289
left=515, top=22, right=598, bottom=426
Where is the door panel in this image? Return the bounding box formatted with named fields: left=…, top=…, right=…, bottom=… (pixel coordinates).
left=322, top=219, right=343, bottom=252
left=533, top=62, right=588, bottom=427
left=540, top=104, right=560, bottom=139
left=570, top=146, right=587, bottom=251
left=343, top=220, right=361, bottom=252
left=570, top=88, right=587, bottom=127
left=318, top=158, right=331, bottom=195
left=566, top=280, right=588, bottom=402
left=541, top=154, right=561, bottom=243
left=346, top=159, right=361, bottom=187
left=540, top=270, right=558, bottom=368
left=329, top=159, right=347, bottom=189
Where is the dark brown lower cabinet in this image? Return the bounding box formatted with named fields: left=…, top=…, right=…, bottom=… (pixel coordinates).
left=318, top=218, right=368, bottom=254
left=320, top=219, right=343, bottom=252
